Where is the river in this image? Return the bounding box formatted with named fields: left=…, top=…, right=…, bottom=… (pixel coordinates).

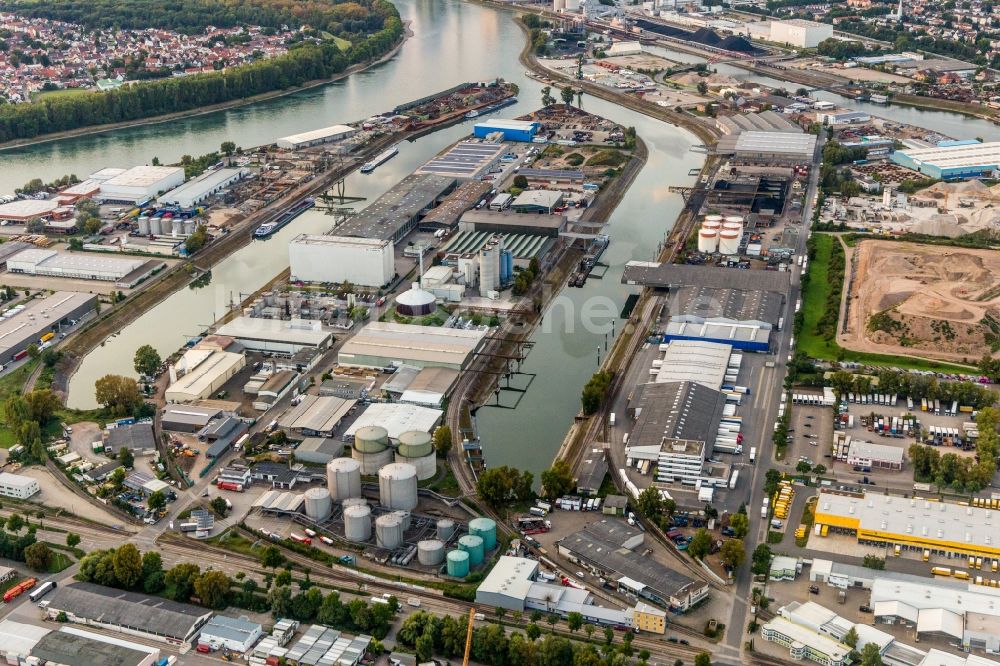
left=19, top=0, right=996, bottom=475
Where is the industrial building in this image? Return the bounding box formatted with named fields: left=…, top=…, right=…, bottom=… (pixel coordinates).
left=215, top=316, right=333, bottom=354
left=278, top=396, right=357, bottom=438
left=510, top=190, right=564, bottom=214
left=344, top=403, right=443, bottom=441
left=891, top=142, right=1000, bottom=180
left=0, top=620, right=51, bottom=664
left=97, top=166, right=185, bottom=204
left=333, top=174, right=457, bottom=243
left=0, top=199, right=58, bottom=223
left=289, top=234, right=395, bottom=287
left=729, top=131, right=818, bottom=163
left=761, top=615, right=850, bottom=666
left=459, top=209, right=567, bottom=237
left=276, top=124, right=358, bottom=150
left=652, top=340, right=733, bottom=389
left=472, top=119, right=540, bottom=142
left=558, top=520, right=709, bottom=611
left=270, top=625, right=371, bottom=666
left=661, top=284, right=782, bottom=351
left=760, top=18, right=833, bottom=47
left=0, top=472, right=39, bottom=499
left=0, top=293, right=96, bottom=360
left=834, top=437, right=904, bottom=470
left=29, top=627, right=163, bottom=666
left=813, top=490, right=1000, bottom=558
left=662, top=317, right=771, bottom=352
left=338, top=321, right=487, bottom=370
left=44, top=582, right=212, bottom=644
left=384, top=365, right=459, bottom=408
left=164, top=349, right=246, bottom=403
left=714, top=110, right=800, bottom=136
left=576, top=452, right=608, bottom=496
left=159, top=167, right=249, bottom=207
left=443, top=228, right=553, bottom=260
left=104, top=422, right=157, bottom=457
left=623, top=261, right=791, bottom=293
left=7, top=248, right=164, bottom=288
left=418, top=181, right=493, bottom=230
left=294, top=437, right=345, bottom=464
left=160, top=404, right=224, bottom=432
left=198, top=615, right=263, bottom=653
left=415, top=141, right=508, bottom=180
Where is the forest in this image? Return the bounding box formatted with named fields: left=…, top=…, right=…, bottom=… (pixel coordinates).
left=0, top=0, right=403, bottom=143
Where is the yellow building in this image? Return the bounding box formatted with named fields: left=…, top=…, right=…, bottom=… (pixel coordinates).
left=633, top=601, right=667, bottom=634
left=814, top=490, right=1000, bottom=559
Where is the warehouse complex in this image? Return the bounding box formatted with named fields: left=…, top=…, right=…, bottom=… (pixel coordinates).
left=159, top=167, right=249, bottom=208
left=96, top=165, right=185, bottom=204
left=7, top=248, right=164, bottom=288
left=891, top=141, right=1000, bottom=180
left=276, top=124, right=357, bottom=150
left=289, top=235, right=395, bottom=287
left=415, top=141, right=508, bottom=180
left=748, top=18, right=833, bottom=47
left=0, top=291, right=96, bottom=364
left=334, top=174, right=457, bottom=243
left=338, top=321, right=487, bottom=370
left=472, top=119, right=540, bottom=142
left=165, top=349, right=246, bottom=403
left=0, top=199, right=59, bottom=223
left=215, top=316, right=333, bottom=355
left=729, top=131, right=818, bottom=164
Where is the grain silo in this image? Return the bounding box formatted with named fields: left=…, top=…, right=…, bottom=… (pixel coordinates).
left=553, top=0, right=566, bottom=10
left=394, top=430, right=436, bottom=480
left=697, top=228, right=718, bottom=253
left=724, top=215, right=744, bottom=227
left=352, top=426, right=392, bottom=475
left=417, top=539, right=446, bottom=566
left=138, top=216, right=151, bottom=235
left=327, top=457, right=362, bottom=500
left=171, top=218, right=184, bottom=235
left=447, top=550, right=470, bottom=577
left=458, top=534, right=484, bottom=566
left=375, top=513, right=404, bottom=549
left=183, top=219, right=197, bottom=235
left=436, top=519, right=456, bottom=541
left=704, top=214, right=723, bottom=225
left=303, top=487, right=332, bottom=521
left=718, top=229, right=741, bottom=256
left=149, top=217, right=162, bottom=235
left=344, top=504, right=372, bottom=542
left=378, top=462, right=418, bottom=511
left=468, top=517, right=497, bottom=551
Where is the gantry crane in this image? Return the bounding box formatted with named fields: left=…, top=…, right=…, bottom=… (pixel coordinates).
left=463, top=608, right=476, bottom=666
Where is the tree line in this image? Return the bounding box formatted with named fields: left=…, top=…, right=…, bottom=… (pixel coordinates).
left=0, top=4, right=402, bottom=143
left=909, top=406, right=1000, bottom=491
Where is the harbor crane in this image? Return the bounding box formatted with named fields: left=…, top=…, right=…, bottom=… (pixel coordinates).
left=463, top=608, right=475, bottom=666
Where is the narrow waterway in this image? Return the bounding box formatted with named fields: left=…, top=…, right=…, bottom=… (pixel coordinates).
left=24, top=0, right=997, bottom=475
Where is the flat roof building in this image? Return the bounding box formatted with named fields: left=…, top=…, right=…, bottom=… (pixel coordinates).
left=278, top=395, right=357, bottom=438
left=344, top=403, right=443, bottom=441
left=105, top=422, right=157, bottom=457
left=761, top=616, right=850, bottom=666
left=165, top=351, right=245, bottom=403
left=397, top=366, right=460, bottom=408
left=0, top=619, right=49, bottom=663
left=216, top=316, right=333, bottom=355
left=419, top=181, right=493, bottom=230
left=715, top=110, right=800, bottom=136
left=289, top=234, right=395, bottom=288
left=293, top=437, right=344, bottom=464
left=510, top=190, right=564, bottom=214
left=838, top=438, right=904, bottom=470
left=730, top=131, right=817, bottom=163
left=0, top=472, right=39, bottom=499
left=159, top=167, right=248, bottom=208
left=198, top=615, right=263, bottom=653
left=458, top=209, right=567, bottom=237
left=671, top=285, right=784, bottom=325
left=663, top=317, right=771, bottom=352
left=97, top=166, right=185, bottom=204
left=333, top=174, right=456, bottom=243
left=7, top=248, right=163, bottom=288
left=654, top=340, right=733, bottom=390
left=32, top=627, right=161, bottom=666
left=577, top=452, right=608, bottom=496
left=338, top=321, right=487, bottom=370
left=0, top=199, right=58, bottom=222
left=768, top=18, right=833, bottom=48
left=160, top=404, right=224, bottom=432
left=415, top=141, right=508, bottom=180
left=473, top=119, right=540, bottom=142
left=891, top=142, right=1000, bottom=180
left=276, top=124, right=357, bottom=150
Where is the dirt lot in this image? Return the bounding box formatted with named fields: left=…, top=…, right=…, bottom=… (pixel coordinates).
left=841, top=240, right=1000, bottom=361
left=16, top=465, right=122, bottom=524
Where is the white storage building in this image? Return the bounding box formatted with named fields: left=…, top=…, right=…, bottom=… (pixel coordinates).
left=215, top=316, right=333, bottom=354
left=7, top=248, right=159, bottom=286
left=159, top=168, right=249, bottom=208
left=768, top=19, right=833, bottom=48
left=0, top=291, right=96, bottom=364
left=164, top=350, right=246, bottom=403
left=97, top=166, right=185, bottom=204
left=289, top=234, right=395, bottom=287
left=344, top=403, right=443, bottom=441
left=0, top=472, right=39, bottom=499
left=338, top=321, right=487, bottom=370
left=276, top=124, right=357, bottom=150
left=197, top=615, right=263, bottom=653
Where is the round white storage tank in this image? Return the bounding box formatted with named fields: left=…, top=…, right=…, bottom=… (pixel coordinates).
left=183, top=219, right=197, bottom=235
left=565, top=0, right=580, bottom=10
left=379, top=462, right=418, bottom=511
left=392, top=510, right=412, bottom=531
left=417, top=539, right=446, bottom=565
left=172, top=218, right=184, bottom=235
left=327, top=457, right=363, bottom=500
left=344, top=504, right=372, bottom=542
left=553, top=0, right=566, bottom=10
left=724, top=215, right=744, bottom=226
left=352, top=426, right=392, bottom=475
left=719, top=229, right=741, bottom=255
left=343, top=497, right=367, bottom=509
left=437, top=519, right=456, bottom=541
left=149, top=217, right=162, bottom=235
left=375, top=513, right=404, bottom=549
left=138, top=217, right=151, bottom=235
left=704, top=214, right=723, bottom=224
left=702, top=218, right=722, bottom=232
left=394, top=430, right=436, bottom=481
left=698, top=229, right=718, bottom=253
left=303, top=487, right=332, bottom=521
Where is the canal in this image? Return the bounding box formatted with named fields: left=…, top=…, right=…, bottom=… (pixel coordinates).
left=17, top=0, right=995, bottom=475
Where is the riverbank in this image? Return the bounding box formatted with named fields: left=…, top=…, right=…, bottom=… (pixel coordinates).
left=0, top=23, right=413, bottom=153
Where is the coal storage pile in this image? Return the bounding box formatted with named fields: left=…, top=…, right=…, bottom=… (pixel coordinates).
left=635, top=19, right=763, bottom=55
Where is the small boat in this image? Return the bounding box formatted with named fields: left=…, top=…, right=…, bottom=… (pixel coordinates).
left=254, top=197, right=315, bottom=238
left=464, top=109, right=480, bottom=119
left=360, top=144, right=399, bottom=174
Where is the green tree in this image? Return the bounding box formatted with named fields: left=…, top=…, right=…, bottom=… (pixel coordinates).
left=24, top=542, right=52, bottom=572
left=540, top=459, right=575, bottom=500
left=113, top=543, right=143, bottom=589
left=147, top=490, right=166, bottom=512
left=513, top=174, right=528, bottom=189
left=720, top=538, right=746, bottom=570
left=416, top=633, right=434, bottom=662
left=7, top=513, right=25, bottom=532
left=184, top=225, right=209, bottom=254
left=220, top=141, right=236, bottom=156
left=688, top=528, right=712, bottom=560
left=165, top=563, right=201, bottom=601
left=261, top=545, right=284, bottom=569
left=696, top=81, right=709, bottom=95
left=751, top=543, right=772, bottom=575
left=210, top=496, right=229, bottom=517
left=66, top=532, right=81, bottom=548
left=133, top=344, right=161, bottom=378
left=763, top=469, right=782, bottom=496
left=844, top=627, right=859, bottom=648
left=729, top=512, right=749, bottom=539
left=860, top=642, right=883, bottom=666
left=695, top=652, right=713, bottom=666
left=796, top=460, right=812, bottom=474
left=567, top=611, right=583, bottom=633
left=561, top=85, right=575, bottom=108
left=636, top=486, right=663, bottom=518
left=195, top=570, right=231, bottom=609
left=268, top=584, right=293, bottom=618
left=432, top=425, right=452, bottom=457
left=526, top=622, right=541, bottom=641
left=94, top=374, right=144, bottom=416
left=118, top=446, right=134, bottom=469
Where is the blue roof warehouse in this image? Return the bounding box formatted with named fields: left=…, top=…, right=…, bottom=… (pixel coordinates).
left=473, top=119, right=539, bottom=142
left=891, top=141, right=1000, bottom=180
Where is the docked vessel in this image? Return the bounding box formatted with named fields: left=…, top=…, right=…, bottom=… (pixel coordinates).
left=253, top=197, right=315, bottom=238
left=361, top=144, right=399, bottom=174
left=464, top=109, right=480, bottom=119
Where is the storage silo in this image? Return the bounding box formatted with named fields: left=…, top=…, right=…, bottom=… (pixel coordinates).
left=183, top=219, right=197, bottom=235
left=352, top=426, right=392, bottom=475
left=704, top=214, right=723, bottom=224
left=697, top=228, right=718, bottom=253
left=468, top=517, right=497, bottom=551
left=553, top=0, right=566, bottom=11
left=138, top=217, right=151, bottom=235
left=417, top=539, right=446, bottom=566
left=724, top=215, right=744, bottom=227
left=458, top=534, right=484, bottom=566
left=394, top=430, right=436, bottom=480
left=564, top=0, right=580, bottom=10
left=447, top=550, right=470, bottom=577
left=392, top=510, right=412, bottom=531
left=375, top=513, right=404, bottom=549
left=702, top=217, right=722, bottom=232
left=344, top=504, right=372, bottom=542
left=172, top=218, right=184, bottom=235
left=149, top=217, right=162, bottom=235
left=304, top=487, right=332, bottom=521
left=500, top=249, right=513, bottom=285
left=343, top=497, right=367, bottom=509
left=327, top=457, right=363, bottom=500
left=719, top=229, right=741, bottom=256
left=436, top=519, right=456, bottom=541
left=378, top=462, right=418, bottom=511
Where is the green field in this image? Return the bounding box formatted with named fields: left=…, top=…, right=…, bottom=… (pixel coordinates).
left=798, top=234, right=975, bottom=374
left=31, top=88, right=94, bottom=103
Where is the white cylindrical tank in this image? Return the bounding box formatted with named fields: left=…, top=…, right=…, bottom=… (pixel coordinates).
left=392, top=510, right=412, bottom=531
left=704, top=214, right=723, bottom=224
left=303, top=487, right=332, bottom=521
left=172, top=218, right=184, bottom=235
left=137, top=217, right=151, bottom=235
left=375, top=513, right=404, bottom=549
left=698, top=229, right=718, bottom=253
left=417, top=539, right=446, bottom=566
left=702, top=218, right=722, bottom=232
left=344, top=504, right=372, bottom=542
left=553, top=0, right=566, bottom=10
left=379, top=462, right=418, bottom=511
left=724, top=215, right=743, bottom=226
left=565, top=0, right=580, bottom=9
left=343, top=497, right=367, bottom=509
left=437, top=519, right=456, bottom=541
left=352, top=426, right=392, bottom=475
left=183, top=219, right=197, bottom=235
left=719, top=230, right=741, bottom=255
left=327, top=457, right=362, bottom=500
left=394, top=430, right=436, bottom=480
left=149, top=217, right=162, bottom=235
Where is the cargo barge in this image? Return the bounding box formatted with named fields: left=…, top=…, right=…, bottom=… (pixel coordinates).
left=253, top=197, right=315, bottom=238
left=360, top=144, right=400, bottom=174
left=567, top=235, right=609, bottom=287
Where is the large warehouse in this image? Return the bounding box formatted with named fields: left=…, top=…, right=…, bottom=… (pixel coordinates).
left=97, top=166, right=185, bottom=204
left=814, top=490, right=1000, bottom=559
left=334, top=174, right=456, bottom=243
left=415, top=141, right=508, bottom=180
left=653, top=340, right=733, bottom=390
left=215, top=316, right=333, bottom=355
left=344, top=402, right=443, bottom=440
left=159, top=168, right=248, bottom=207
left=891, top=141, right=1000, bottom=180
left=767, top=19, right=833, bottom=48
left=338, top=321, right=487, bottom=370
left=0, top=291, right=96, bottom=364
left=729, top=131, right=817, bottom=164
left=473, top=119, right=540, bottom=142
left=278, top=395, right=356, bottom=438
left=276, top=124, right=357, bottom=150
left=164, top=350, right=246, bottom=403
left=0, top=199, right=58, bottom=223
left=288, top=234, right=395, bottom=287
left=7, top=248, right=163, bottom=288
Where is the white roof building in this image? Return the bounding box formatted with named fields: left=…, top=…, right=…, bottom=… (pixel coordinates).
left=7, top=248, right=153, bottom=284
left=159, top=168, right=248, bottom=208
left=733, top=131, right=817, bottom=162
left=654, top=340, right=733, bottom=389
left=344, top=403, right=443, bottom=441
left=0, top=619, right=50, bottom=660
left=278, top=395, right=357, bottom=437
left=338, top=322, right=487, bottom=370
left=165, top=351, right=245, bottom=403
left=215, top=316, right=333, bottom=355
left=289, top=234, right=395, bottom=288
left=0, top=472, right=40, bottom=499
left=97, top=166, right=185, bottom=204
left=276, top=124, right=357, bottom=150
left=845, top=440, right=904, bottom=470
left=0, top=199, right=58, bottom=222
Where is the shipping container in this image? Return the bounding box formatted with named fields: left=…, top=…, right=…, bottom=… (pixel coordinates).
left=28, top=580, right=56, bottom=603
